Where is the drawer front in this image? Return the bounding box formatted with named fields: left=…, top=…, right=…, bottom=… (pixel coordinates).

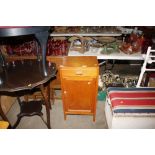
left=60, top=67, right=98, bottom=77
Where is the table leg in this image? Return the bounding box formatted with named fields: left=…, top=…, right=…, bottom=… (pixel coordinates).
left=35, top=31, right=49, bottom=77
left=44, top=84, right=51, bottom=109
left=0, top=96, right=12, bottom=127
left=51, top=87, right=55, bottom=105
left=12, top=97, right=22, bottom=128
left=40, top=85, right=51, bottom=129
left=12, top=116, right=22, bottom=129
left=47, top=84, right=51, bottom=109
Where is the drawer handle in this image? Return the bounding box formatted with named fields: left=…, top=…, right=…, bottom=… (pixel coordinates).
left=88, top=82, right=91, bottom=85
left=75, top=71, right=83, bottom=75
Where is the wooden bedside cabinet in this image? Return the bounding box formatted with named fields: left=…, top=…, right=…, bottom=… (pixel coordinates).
left=60, top=56, right=99, bottom=121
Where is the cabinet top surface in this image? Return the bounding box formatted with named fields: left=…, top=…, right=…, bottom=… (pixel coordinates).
left=60, top=56, right=98, bottom=68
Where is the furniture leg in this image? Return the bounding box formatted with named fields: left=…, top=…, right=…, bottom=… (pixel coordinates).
left=17, top=97, right=22, bottom=111
left=12, top=97, right=23, bottom=128
left=93, top=115, right=96, bottom=122
left=47, top=84, right=51, bottom=109
left=12, top=116, right=22, bottom=129
left=40, top=85, right=51, bottom=129
left=64, top=113, right=67, bottom=120
left=51, top=88, right=55, bottom=105
left=35, top=31, right=49, bottom=77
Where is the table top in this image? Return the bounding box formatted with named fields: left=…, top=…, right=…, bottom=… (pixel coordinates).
left=0, top=60, right=56, bottom=92
left=0, top=26, right=50, bottom=37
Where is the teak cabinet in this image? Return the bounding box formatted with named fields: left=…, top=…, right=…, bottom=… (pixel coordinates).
left=60, top=56, right=99, bottom=121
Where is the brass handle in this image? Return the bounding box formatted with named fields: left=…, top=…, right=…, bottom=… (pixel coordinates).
left=88, top=82, right=91, bottom=85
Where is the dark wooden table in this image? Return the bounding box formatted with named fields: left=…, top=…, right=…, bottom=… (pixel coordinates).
left=0, top=59, right=56, bottom=129
left=0, top=26, right=50, bottom=76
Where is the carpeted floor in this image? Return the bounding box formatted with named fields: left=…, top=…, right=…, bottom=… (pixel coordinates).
left=6, top=99, right=108, bottom=129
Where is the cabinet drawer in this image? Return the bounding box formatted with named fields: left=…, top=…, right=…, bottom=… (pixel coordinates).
left=60, top=67, right=98, bottom=77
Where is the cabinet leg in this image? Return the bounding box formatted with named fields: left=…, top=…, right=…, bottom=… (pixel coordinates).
left=93, top=115, right=96, bottom=122
left=64, top=114, right=67, bottom=120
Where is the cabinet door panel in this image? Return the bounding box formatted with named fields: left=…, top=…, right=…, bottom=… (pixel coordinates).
left=62, top=77, right=97, bottom=112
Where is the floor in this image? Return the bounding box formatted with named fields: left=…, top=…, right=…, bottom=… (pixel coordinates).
left=6, top=99, right=108, bottom=129
left=3, top=61, right=142, bottom=129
